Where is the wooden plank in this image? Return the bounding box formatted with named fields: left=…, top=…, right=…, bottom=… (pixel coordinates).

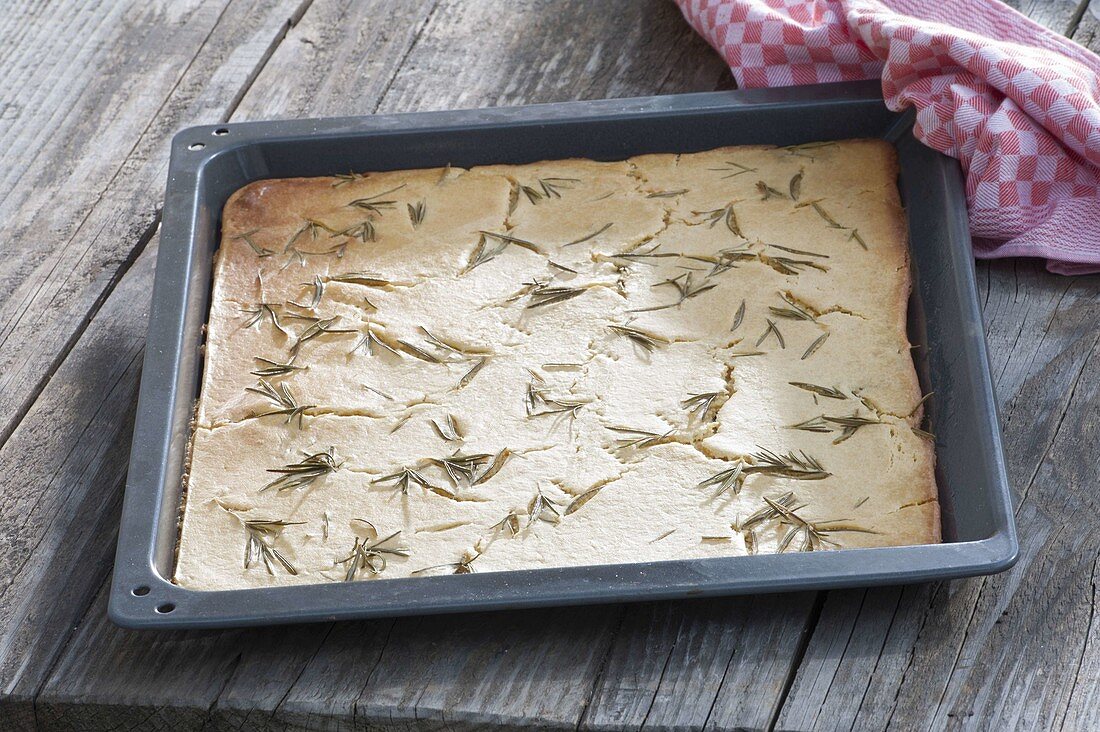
left=35, top=584, right=247, bottom=731
left=775, top=259, right=1100, bottom=730
left=581, top=594, right=819, bottom=731
left=353, top=606, right=623, bottom=729
left=30, top=1, right=735, bottom=729
left=1002, top=0, right=1089, bottom=33
left=0, top=0, right=311, bottom=725
left=0, top=0, right=308, bottom=448
left=1070, top=1, right=1100, bottom=53
left=0, top=241, right=157, bottom=728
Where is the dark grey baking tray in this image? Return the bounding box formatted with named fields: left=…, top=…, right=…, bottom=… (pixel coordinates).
left=110, top=80, right=1017, bottom=629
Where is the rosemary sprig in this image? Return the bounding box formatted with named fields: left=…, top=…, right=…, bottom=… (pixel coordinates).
left=263, top=448, right=340, bottom=491
left=333, top=219, right=376, bottom=242
left=789, top=172, right=803, bottom=200
left=527, top=485, right=563, bottom=526
left=756, top=181, right=788, bottom=200
left=331, top=272, right=391, bottom=287
left=242, top=303, right=289, bottom=336
left=351, top=326, right=402, bottom=357
left=432, top=452, right=492, bottom=485
left=526, top=382, right=586, bottom=420
left=250, top=356, right=304, bottom=378
left=565, top=486, right=602, bottom=515
left=332, top=171, right=366, bottom=187
left=646, top=189, right=689, bottom=198
left=742, top=492, right=798, bottom=530
left=745, top=448, right=830, bottom=480
left=784, top=141, right=837, bottom=160
left=464, top=231, right=542, bottom=272
left=848, top=229, right=869, bottom=250
left=769, top=243, right=829, bottom=259
left=608, top=324, right=667, bottom=352
left=407, top=200, right=426, bottom=228
left=631, top=271, right=716, bottom=313
left=246, top=379, right=314, bottom=428
left=525, top=283, right=587, bottom=309
left=293, top=316, right=356, bottom=354
left=397, top=338, right=444, bottom=363
left=563, top=222, right=613, bottom=247
left=823, top=414, right=881, bottom=444
left=338, top=532, right=409, bottom=580
left=491, top=511, right=523, bottom=537
left=244, top=518, right=303, bottom=575
left=707, top=161, right=757, bottom=178
left=474, top=448, right=511, bottom=485
left=234, top=230, right=274, bottom=257
left=789, top=381, right=847, bottom=399
left=412, top=550, right=480, bottom=575
left=770, top=292, right=816, bottom=322
left=682, top=392, right=722, bottom=420
left=372, top=466, right=451, bottom=498
left=755, top=318, right=785, bottom=348
left=766, top=255, right=830, bottom=275
left=538, top=177, right=578, bottom=199
left=430, top=414, right=462, bottom=442
left=705, top=246, right=754, bottom=276
left=697, top=460, right=744, bottom=496
left=764, top=495, right=877, bottom=552
left=608, top=426, right=672, bottom=450
left=788, top=416, right=832, bottom=433
left=696, top=203, right=744, bottom=237
left=288, top=275, right=324, bottom=311
left=801, top=332, right=830, bottom=360
left=347, top=183, right=406, bottom=214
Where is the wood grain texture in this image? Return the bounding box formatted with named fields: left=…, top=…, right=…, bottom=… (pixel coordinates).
left=0, top=0, right=307, bottom=450
left=0, top=0, right=309, bottom=725
left=581, top=595, right=819, bottom=731
left=3, top=0, right=1099, bottom=730
left=1002, top=0, right=1089, bottom=33
left=775, top=260, right=1100, bottom=731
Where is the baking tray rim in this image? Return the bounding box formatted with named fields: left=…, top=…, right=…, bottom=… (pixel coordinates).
left=110, top=80, right=1018, bottom=630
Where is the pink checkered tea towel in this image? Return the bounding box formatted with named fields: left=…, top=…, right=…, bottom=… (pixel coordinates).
left=676, top=0, right=1100, bottom=274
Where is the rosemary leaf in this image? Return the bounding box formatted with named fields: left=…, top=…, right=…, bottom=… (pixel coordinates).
left=801, top=332, right=830, bottom=360
left=608, top=324, right=667, bottom=352
left=407, top=200, right=426, bottom=228
left=788, top=381, right=847, bottom=399
left=263, top=448, right=339, bottom=491
left=474, top=448, right=511, bottom=485
left=755, top=318, right=785, bottom=349
left=347, top=183, right=406, bottom=214
left=563, top=222, right=613, bottom=247
left=565, top=486, right=602, bottom=515
left=730, top=299, right=746, bottom=332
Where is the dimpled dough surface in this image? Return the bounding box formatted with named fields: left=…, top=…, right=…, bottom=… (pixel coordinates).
left=175, top=139, right=940, bottom=590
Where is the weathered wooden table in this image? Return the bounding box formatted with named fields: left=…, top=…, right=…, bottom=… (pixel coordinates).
left=1, top=1, right=1097, bottom=729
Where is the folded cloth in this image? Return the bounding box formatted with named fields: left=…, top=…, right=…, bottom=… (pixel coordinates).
left=676, top=0, right=1100, bottom=274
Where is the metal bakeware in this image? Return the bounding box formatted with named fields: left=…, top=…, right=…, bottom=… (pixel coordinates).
left=110, top=80, right=1017, bottom=629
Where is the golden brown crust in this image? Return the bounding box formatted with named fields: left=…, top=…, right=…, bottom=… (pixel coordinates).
left=176, top=139, right=939, bottom=590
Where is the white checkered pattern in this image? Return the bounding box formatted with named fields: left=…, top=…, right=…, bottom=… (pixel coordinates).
left=677, top=0, right=1100, bottom=274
